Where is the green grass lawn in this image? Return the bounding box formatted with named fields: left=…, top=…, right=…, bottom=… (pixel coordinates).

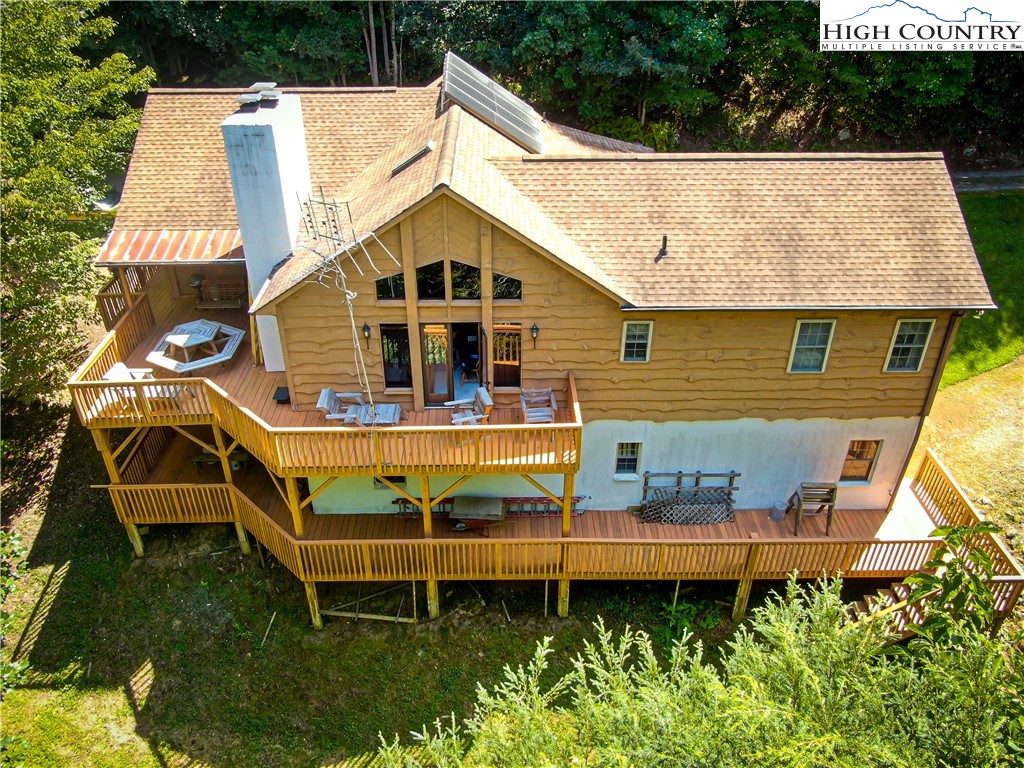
left=1, top=404, right=744, bottom=767
left=941, top=190, right=1024, bottom=388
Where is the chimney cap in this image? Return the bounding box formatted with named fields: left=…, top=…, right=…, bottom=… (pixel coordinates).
left=250, top=81, right=278, bottom=91
left=236, top=93, right=261, bottom=105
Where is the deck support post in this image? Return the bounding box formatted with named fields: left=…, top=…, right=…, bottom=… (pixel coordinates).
left=558, top=578, right=570, bottom=617
left=213, top=424, right=250, bottom=554
left=733, top=540, right=762, bottom=621
left=420, top=475, right=433, bottom=538
left=426, top=579, right=440, bottom=619
left=285, top=476, right=304, bottom=538
left=305, top=582, right=323, bottom=630
left=561, top=473, right=575, bottom=537
left=92, top=428, right=122, bottom=484
left=234, top=523, right=251, bottom=554
left=125, top=523, right=145, bottom=557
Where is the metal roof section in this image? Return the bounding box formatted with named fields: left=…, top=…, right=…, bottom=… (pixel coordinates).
left=442, top=52, right=543, bottom=154
left=96, top=229, right=245, bottom=264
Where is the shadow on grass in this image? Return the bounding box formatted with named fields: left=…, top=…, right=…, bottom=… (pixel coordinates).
left=4, top=405, right=753, bottom=767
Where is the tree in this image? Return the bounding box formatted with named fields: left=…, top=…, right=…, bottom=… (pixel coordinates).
left=1, top=0, right=153, bottom=403
left=380, top=578, right=1022, bottom=767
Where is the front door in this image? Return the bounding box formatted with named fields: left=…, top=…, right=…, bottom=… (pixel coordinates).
left=422, top=324, right=452, bottom=405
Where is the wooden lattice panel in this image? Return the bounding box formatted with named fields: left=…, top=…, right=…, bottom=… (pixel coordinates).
left=639, top=487, right=736, bottom=525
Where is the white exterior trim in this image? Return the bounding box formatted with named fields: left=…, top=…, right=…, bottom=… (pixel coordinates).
left=786, top=318, right=836, bottom=373
left=883, top=318, right=936, bottom=373
left=620, top=320, right=653, bottom=362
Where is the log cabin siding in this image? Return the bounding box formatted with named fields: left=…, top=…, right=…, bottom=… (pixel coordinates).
left=274, top=194, right=948, bottom=421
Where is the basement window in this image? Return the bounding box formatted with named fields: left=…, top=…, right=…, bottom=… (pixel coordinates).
left=615, top=442, right=641, bottom=475
left=841, top=440, right=882, bottom=482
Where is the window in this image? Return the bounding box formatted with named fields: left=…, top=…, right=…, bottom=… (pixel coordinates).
left=885, top=319, right=935, bottom=373
left=493, top=272, right=522, bottom=301
left=450, top=261, right=481, bottom=300
left=373, top=475, right=407, bottom=488
left=620, top=321, right=653, bottom=362
left=375, top=272, right=405, bottom=300
left=493, top=323, right=522, bottom=387
left=415, top=261, right=445, bottom=300
left=615, top=442, right=641, bottom=474
left=787, top=320, right=836, bottom=373
left=841, top=440, right=881, bottom=482
left=381, top=325, right=412, bottom=387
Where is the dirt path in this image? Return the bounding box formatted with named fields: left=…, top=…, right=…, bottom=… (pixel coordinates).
left=912, top=355, right=1023, bottom=546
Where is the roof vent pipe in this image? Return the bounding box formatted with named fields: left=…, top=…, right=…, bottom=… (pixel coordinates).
left=655, top=235, right=668, bottom=262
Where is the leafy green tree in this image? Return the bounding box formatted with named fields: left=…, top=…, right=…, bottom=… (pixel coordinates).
left=1, top=0, right=153, bottom=403
left=380, top=578, right=1021, bottom=767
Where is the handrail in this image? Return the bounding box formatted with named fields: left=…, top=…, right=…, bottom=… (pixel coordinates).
left=912, top=449, right=1024, bottom=578
left=71, top=317, right=583, bottom=474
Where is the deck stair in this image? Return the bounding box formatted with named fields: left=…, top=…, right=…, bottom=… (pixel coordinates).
left=848, top=581, right=934, bottom=641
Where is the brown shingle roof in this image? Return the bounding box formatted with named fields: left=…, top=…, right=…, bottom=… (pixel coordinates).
left=106, top=85, right=992, bottom=312
left=492, top=153, right=994, bottom=310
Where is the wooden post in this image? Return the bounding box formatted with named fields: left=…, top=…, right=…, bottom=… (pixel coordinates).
left=733, top=539, right=762, bottom=621
left=400, top=219, right=425, bottom=412
left=561, top=473, right=575, bottom=537
left=558, top=578, right=570, bottom=617
left=91, top=429, right=122, bottom=484
left=480, top=220, right=494, bottom=388
left=426, top=579, right=440, bottom=620
left=305, top=582, right=323, bottom=630
left=117, top=267, right=135, bottom=308
left=125, top=522, right=145, bottom=557
left=213, top=424, right=251, bottom=555
left=285, top=476, right=304, bottom=538
left=420, top=475, right=433, bottom=538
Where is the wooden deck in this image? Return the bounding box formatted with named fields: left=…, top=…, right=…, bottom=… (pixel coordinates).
left=145, top=433, right=934, bottom=545
left=70, top=296, right=582, bottom=476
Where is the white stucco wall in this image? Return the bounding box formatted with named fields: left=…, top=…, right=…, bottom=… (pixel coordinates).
left=308, top=416, right=919, bottom=514
left=310, top=473, right=566, bottom=515
left=577, top=416, right=920, bottom=511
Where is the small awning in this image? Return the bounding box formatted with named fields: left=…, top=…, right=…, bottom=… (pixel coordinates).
left=97, top=229, right=244, bottom=264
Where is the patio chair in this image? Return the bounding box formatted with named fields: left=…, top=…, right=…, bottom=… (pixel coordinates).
left=520, top=387, right=557, bottom=424
left=785, top=482, right=838, bottom=536
left=317, top=388, right=366, bottom=419
left=444, top=387, right=493, bottom=425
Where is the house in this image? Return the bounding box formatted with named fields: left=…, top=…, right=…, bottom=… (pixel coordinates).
left=72, top=54, right=1022, bottom=627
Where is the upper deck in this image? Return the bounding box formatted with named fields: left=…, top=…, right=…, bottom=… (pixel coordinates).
left=70, top=293, right=582, bottom=477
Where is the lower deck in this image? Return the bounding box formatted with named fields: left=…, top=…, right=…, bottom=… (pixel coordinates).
left=147, top=433, right=934, bottom=544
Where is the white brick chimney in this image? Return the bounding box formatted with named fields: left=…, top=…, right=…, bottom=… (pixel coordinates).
left=222, top=90, right=311, bottom=371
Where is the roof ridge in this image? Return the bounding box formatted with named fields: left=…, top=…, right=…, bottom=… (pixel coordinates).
left=516, top=152, right=947, bottom=163
left=433, top=106, right=462, bottom=189
left=147, top=86, right=438, bottom=95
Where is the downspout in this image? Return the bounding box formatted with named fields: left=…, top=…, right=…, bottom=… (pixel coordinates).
left=885, top=310, right=966, bottom=513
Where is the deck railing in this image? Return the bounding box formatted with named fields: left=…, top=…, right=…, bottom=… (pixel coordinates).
left=102, top=447, right=1024, bottom=620
left=70, top=310, right=583, bottom=475
left=96, top=266, right=161, bottom=329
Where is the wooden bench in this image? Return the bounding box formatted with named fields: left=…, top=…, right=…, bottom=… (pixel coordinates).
left=196, top=279, right=245, bottom=310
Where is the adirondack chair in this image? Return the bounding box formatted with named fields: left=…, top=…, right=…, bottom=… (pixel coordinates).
left=520, top=387, right=557, bottom=424
left=317, top=388, right=366, bottom=423
left=444, top=387, right=493, bottom=425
